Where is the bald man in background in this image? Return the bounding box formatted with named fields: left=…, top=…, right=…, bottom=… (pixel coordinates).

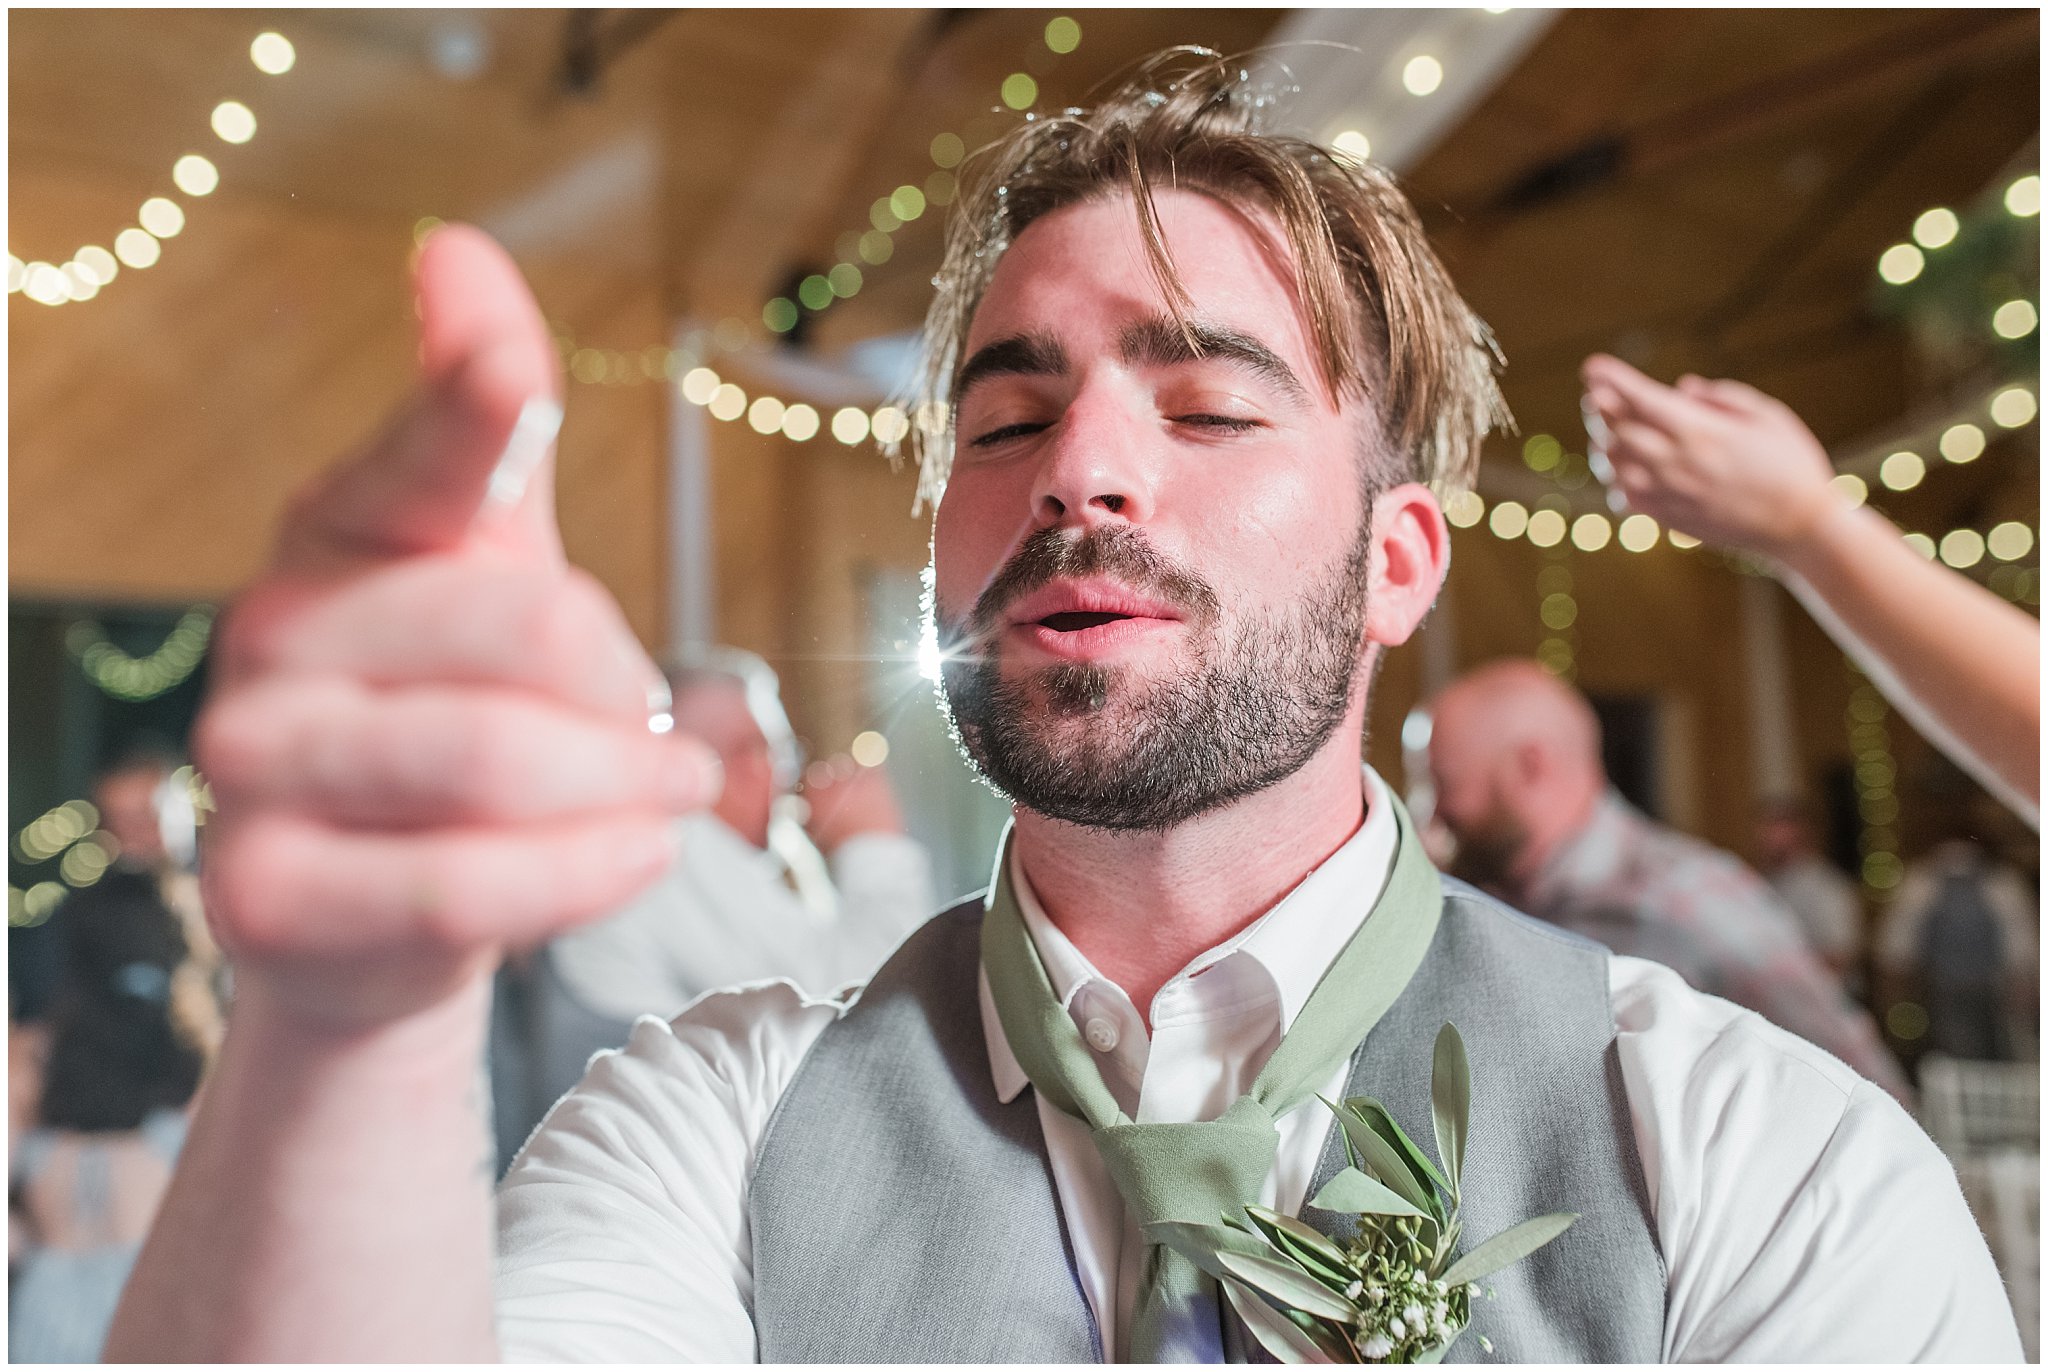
left=549, top=650, right=934, bottom=1022
left=1427, top=659, right=1909, bottom=1101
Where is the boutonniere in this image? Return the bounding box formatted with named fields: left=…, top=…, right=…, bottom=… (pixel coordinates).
left=1152, top=1024, right=1577, bottom=1363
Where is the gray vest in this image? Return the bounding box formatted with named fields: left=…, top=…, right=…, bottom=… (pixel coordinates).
left=749, top=881, right=1665, bottom=1362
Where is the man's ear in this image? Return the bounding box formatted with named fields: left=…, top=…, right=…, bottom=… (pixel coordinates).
left=1364, top=482, right=1451, bottom=648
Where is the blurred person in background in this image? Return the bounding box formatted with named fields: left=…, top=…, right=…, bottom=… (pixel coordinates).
left=1428, top=659, right=1910, bottom=1101
left=1877, top=799, right=2039, bottom=1063
left=1581, top=354, right=2041, bottom=830
left=50, top=750, right=224, bottom=1062
left=490, top=648, right=934, bottom=1168
left=10, top=873, right=203, bottom=1363
left=547, top=647, right=933, bottom=1019
left=1755, top=797, right=1867, bottom=996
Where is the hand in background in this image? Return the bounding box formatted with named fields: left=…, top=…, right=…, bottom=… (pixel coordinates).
left=1581, top=353, right=1841, bottom=562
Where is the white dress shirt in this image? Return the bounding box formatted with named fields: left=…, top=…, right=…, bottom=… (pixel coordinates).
left=548, top=812, right=935, bottom=1021
left=495, top=772, right=2022, bottom=1363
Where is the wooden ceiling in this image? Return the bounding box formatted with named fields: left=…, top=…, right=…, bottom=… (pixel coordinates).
left=9, top=8, right=2039, bottom=634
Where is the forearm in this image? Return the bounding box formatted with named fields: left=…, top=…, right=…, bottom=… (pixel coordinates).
left=1777, top=502, right=2041, bottom=822
left=108, top=970, right=501, bottom=1361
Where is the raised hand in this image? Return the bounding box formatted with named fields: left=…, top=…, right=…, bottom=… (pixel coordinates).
left=1581, top=353, right=1840, bottom=561
left=193, top=226, right=720, bottom=1029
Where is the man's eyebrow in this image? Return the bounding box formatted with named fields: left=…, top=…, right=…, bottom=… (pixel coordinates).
left=1117, top=316, right=1309, bottom=403
left=955, top=332, right=1070, bottom=402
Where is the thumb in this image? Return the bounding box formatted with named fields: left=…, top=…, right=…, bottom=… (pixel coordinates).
left=415, top=224, right=566, bottom=561
left=281, top=226, right=566, bottom=568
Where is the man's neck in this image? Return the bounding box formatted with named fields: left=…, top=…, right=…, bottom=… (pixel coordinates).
left=1011, top=729, right=1369, bottom=1025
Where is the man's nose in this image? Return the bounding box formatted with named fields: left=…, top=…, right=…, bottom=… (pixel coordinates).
left=1028, top=382, right=1158, bottom=531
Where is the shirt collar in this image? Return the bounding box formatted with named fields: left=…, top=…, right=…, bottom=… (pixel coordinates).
left=982, top=767, right=1403, bottom=1105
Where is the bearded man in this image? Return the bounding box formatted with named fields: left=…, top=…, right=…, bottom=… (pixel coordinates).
left=111, top=51, right=2017, bottom=1363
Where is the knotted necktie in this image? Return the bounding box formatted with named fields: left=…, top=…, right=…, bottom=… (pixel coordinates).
left=982, top=794, right=1443, bottom=1362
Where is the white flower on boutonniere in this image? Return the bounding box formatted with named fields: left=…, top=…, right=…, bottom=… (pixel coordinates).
left=1149, top=1024, right=1577, bottom=1363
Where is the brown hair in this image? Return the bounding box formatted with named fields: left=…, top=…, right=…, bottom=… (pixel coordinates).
left=901, top=46, right=1510, bottom=511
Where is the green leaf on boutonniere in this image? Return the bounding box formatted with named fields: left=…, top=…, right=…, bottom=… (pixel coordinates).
left=1220, top=1277, right=1342, bottom=1364
left=1217, top=1250, right=1362, bottom=1323
left=1440, top=1212, right=1580, bottom=1288
left=1244, top=1205, right=1355, bottom=1287
left=1145, top=1219, right=1268, bottom=1282
left=1330, top=1101, right=1438, bottom=1222
left=1346, top=1098, right=1451, bottom=1210
left=1307, top=1167, right=1432, bottom=1220
left=1430, top=1022, right=1469, bottom=1198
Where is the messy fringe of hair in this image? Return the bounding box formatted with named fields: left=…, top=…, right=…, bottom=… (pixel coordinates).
left=888, top=46, right=1510, bottom=513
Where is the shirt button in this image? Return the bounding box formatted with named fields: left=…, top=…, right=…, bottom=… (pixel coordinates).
left=1083, top=1016, right=1120, bottom=1052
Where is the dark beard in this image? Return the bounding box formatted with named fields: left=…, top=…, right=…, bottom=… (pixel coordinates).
left=936, top=521, right=1372, bottom=831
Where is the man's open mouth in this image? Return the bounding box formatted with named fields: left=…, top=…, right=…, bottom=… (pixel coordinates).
left=1037, top=610, right=1136, bottom=632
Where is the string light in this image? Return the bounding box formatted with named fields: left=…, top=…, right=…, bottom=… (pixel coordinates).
left=1535, top=559, right=1576, bottom=679
left=1938, top=529, right=1986, bottom=569
left=1987, top=522, right=2034, bottom=562
left=1402, top=55, right=1444, bottom=96
left=1525, top=508, right=1567, bottom=548
left=1877, top=243, right=1924, bottom=285
left=138, top=197, right=185, bottom=239
left=11, top=29, right=288, bottom=306
left=1443, top=489, right=1484, bottom=528
left=1617, top=514, right=1660, bottom=552
left=1845, top=666, right=1902, bottom=900
left=832, top=407, right=871, bottom=445
left=1989, top=386, right=2036, bottom=428
left=250, top=31, right=296, bottom=75
left=1440, top=484, right=2030, bottom=570
left=1911, top=207, right=1959, bottom=250
left=1991, top=299, right=2037, bottom=340
left=172, top=154, right=219, bottom=197
left=1332, top=130, right=1372, bottom=163
left=2007, top=173, right=2041, bottom=218
left=1938, top=422, right=1985, bottom=464
left=66, top=606, right=213, bottom=702
left=211, top=100, right=257, bottom=144
left=1878, top=450, right=1925, bottom=491
left=9, top=771, right=213, bottom=927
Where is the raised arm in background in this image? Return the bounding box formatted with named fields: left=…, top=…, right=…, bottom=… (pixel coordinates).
left=104, top=227, right=720, bottom=1362
left=1583, top=353, right=2040, bottom=828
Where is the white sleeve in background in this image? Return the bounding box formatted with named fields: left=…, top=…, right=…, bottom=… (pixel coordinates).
left=822, top=832, right=938, bottom=986
left=493, top=982, right=841, bottom=1362
left=1612, top=955, right=2023, bottom=1363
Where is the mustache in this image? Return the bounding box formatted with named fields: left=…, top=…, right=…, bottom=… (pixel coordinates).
left=943, top=524, right=1222, bottom=649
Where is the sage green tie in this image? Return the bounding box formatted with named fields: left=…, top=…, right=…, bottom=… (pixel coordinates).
left=982, top=793, right=1443, bottom=1363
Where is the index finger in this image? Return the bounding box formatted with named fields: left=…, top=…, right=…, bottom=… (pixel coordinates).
left=281, top=227, right=565, bottom=569
left=1581, top=353, right=1702, bottom=437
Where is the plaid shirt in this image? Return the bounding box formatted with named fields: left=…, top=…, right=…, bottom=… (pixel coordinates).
left=1521, top=792, right=1909, bottom=1101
